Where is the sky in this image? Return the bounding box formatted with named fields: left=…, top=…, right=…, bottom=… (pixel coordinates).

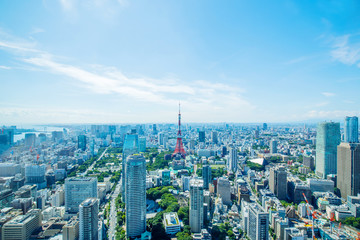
left=1, top=0, right=360, bottom=125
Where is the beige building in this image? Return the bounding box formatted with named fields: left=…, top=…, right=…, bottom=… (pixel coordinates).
left=63, top=216, right=79, bottom=240
left=2, top=209, right=42, bottom=240
left=337, top=143, right=360, bottom=200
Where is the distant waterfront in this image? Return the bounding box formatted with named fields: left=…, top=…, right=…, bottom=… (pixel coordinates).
left=13, top=126, right=66, bottom=142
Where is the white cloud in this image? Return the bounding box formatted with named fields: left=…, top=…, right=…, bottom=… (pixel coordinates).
left=30, top=27, right=45, bottom=35
left=331, top=34, right=360, bottom=65
left=321, top=92, right=335, bottom=97
left=59, top=0, right=74, bottom=11
left=306, top=110, right=360, bottom=119
left=0, top=33, right=255, bottom=123
left=0, top=65, right=11, bottom=70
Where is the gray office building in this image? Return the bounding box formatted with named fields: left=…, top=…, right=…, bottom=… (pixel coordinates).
left=269, top=167, right=287, bottom=200
left=79, top=198, right=99, bottom=240
left=315, top=122, right=341, bottom=178
left=270, top=140, right=278, bottom=154
left=247, top=204, right=269, bottom=240
left=65, top=177, right=98, bottom=213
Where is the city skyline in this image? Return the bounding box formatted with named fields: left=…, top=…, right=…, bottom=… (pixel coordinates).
left=1, top=1, right=360, bottom=124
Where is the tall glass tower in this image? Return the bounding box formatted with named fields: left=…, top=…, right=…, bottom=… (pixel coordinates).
left=344, top=116, right=359, bottom=143
left=122, top=134, right=139, bottom=197
left=315, top=122, right=341, bottom=178
left=125, top=154, right=146, bottom=238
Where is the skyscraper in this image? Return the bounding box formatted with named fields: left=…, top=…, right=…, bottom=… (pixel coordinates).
left=217, top=177, right=231, bottom=205
left=139, top=137, right=146, bottom=152
left=25, top=133, right=36, bottom=148
left=211, top=131, right=218, bottom=144
left=122, top=134, right=139, bottom=197
left=78, top=135, right=87, bottom=151
left=315, top=122, right=341, bottom=178
left=228, top=147, right=238, bottom=172
left=198, top=131, right=205, bottom=143
left=269, top=166, right=287, bottom=200
left=344, top=116, right=359, bottom=143
left=125, top=154, right=146, bottom=238
left=65, top=177, right=98, bottom=213
left=337, top=143, right=360, bottom=199
left=79, top=198, right=99, bottom=240
left=190, top=179, right=204, bottom=233
left=202, top=165, right=211, bottom=190
left=270, top=140, right=278, bottom=154
left=247, top=204, right=269, bottom=240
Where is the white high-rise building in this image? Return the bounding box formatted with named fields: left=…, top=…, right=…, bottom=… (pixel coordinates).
left=217, top=177, right=231, bottom=205
left=65, top=177, right=98, bottom=213
left=247, top=203, right=269, bottom=240
left=79, top=198, right=99, bottom=240
left=190, top=178, right=204, bottom=233
left=125, top=154, right=146, bottom=238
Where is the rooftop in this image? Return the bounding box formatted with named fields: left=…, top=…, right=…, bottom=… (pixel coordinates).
left=163, top=212, right=180, bottom=227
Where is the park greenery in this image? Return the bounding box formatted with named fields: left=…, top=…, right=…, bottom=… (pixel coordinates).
left=115, top=194, right=126, bottom=240
left=146, top=149, right=173, bottom=171
left=146, top=186, right=189, bottom=240
left=94, top=153, right=120, bottom=168
left=211, top=222, right=237, bottom=240
left=340, top=217, right=360, bottom=229
left=196, top=166, right=227, bottom=178
left=246, top=161, right=265, bottom=171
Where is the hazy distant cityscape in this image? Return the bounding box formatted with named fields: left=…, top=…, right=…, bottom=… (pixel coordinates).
left=0, top=112, right=360, bottom=240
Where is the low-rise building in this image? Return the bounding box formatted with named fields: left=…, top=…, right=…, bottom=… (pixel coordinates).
left=163, top=212, right=181, bottom=235
left=2, top=209, right=42, bottom=240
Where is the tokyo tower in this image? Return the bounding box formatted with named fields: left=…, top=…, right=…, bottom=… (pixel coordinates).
left=173, top=103, right=186, bottom=158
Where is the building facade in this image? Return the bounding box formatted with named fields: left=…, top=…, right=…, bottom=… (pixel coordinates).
left=202, top=165, right=211, bottom=190
left=270, top=140, right=278, bottom=154
left=269, top=167, right=287, bottom=200
left=315, top=122, right=341, bottom=178
left=228, top=147, right=238, bottom=173
left=79, top=198, right=99, bottom=240
left=217, top=177, right=231, bottom=205
left=344, top=116, right=359, bottom=143
left=122, top=134, right=139, bottom=197
left=125, top=154, right=146, bottom=238
left=247, top=204, right=269, bottom=240
left=65, top=177, right=98, bottom=213
left=190, top=178, right=204, bottom=233
left=2, top=209, right=42, bottom=240
left=337, top=142, right=360, bottom=199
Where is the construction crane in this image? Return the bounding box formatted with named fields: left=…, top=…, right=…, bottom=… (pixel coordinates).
left=303, top=193, right=316, bottom=240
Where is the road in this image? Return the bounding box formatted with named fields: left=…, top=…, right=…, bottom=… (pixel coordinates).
left=108, top=179, right=121, bottom=239
left=85, top=147, right=109, bottom=175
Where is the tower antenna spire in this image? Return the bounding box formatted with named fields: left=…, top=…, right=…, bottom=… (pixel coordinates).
left=173, top=102, right=186, bottom=158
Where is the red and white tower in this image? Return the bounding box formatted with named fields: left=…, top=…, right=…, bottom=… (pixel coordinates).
left=173, top=103, right=186, bottom=158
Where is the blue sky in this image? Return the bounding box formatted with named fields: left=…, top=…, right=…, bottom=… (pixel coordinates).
left=1, top=0, right=360, bottom=124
